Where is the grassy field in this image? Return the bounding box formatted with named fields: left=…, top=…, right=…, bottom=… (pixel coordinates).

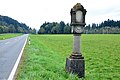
left=16, top=34, right=120, bottom=80
left=0, top=33, right=22, bottom=40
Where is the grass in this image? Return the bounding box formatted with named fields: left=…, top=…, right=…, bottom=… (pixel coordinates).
left=0, top=33, right=22, bottom=40
left=16, top=34, right=120, bottom=80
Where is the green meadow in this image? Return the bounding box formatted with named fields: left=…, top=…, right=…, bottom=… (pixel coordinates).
left=16, top=34, right=120, bottom=80
left=0, top=33, right=22, bottom=40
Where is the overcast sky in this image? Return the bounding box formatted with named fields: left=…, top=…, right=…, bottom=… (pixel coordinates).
left=0, top=0, right=120, bottom=29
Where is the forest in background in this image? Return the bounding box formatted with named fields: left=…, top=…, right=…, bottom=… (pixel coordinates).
left=38, top=21, right=71, bottom=34
left=0, top=15, right=36, bottom=34
left=38, top=19, right=120, bottom=34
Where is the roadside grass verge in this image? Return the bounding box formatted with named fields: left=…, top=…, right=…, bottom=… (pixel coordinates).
left=0, top=33, right=22, bottom=40
left=16, top=34, right=120, bottom=80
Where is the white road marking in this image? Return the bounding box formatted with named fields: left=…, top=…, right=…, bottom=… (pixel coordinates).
left=5, top=42, right=10, bottom=44
left=8, top=36, right=28, bottom=80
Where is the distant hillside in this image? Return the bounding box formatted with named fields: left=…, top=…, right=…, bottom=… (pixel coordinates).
left=0, top=15, right=36, bottom=34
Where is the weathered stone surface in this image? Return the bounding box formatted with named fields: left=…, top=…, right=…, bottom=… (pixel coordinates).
left=66, top=57, right=85, bottom=78
left=73, top=35, right=81, bottom=53
left=73, top=3, right=82, bottom=10
left=66, top=3, right=87, bottom=78
left=70, top=3, right=87, bottom=27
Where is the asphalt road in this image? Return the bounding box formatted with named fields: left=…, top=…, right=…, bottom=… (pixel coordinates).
left=0, top=34, right=28, bottom=80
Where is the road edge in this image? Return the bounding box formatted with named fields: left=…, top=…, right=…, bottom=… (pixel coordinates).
left=8, top=35, right=28, bottom=80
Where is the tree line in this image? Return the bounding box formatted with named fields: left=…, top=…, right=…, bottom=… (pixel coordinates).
left=38, top=21, right=71, bottom=34
left=85, top=19, right=120, bottom=34
left=38, top=19, right=120, bottom=34
left=0, top=15, right=36, bottom=34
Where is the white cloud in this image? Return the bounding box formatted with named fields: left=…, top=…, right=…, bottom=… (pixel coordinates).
left=0, top=0, right=120, bottom=29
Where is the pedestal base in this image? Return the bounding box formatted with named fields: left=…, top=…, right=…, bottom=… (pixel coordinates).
left=66, top=56, right=85, bottom=78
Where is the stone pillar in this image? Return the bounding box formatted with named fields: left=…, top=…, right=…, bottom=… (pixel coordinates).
left=73, top=34, right=81, bottom=54
left=66, top=3, right=86, bottom=78
left=66, top=34, right=85, bottom=78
